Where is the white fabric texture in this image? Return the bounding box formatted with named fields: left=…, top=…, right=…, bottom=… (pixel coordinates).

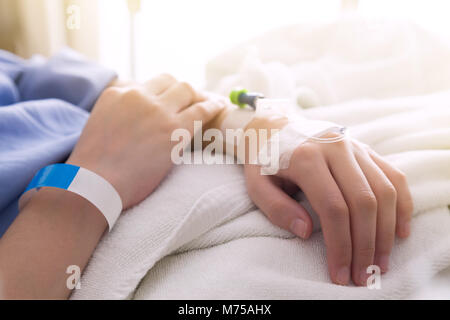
left=72, top=16, right=450, bottom=299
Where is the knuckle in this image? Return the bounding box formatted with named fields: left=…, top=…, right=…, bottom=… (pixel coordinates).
left=179, top=81, right=196, bottom=96
left=354, top=191, right=377, bottom=214
left=293, top=143, right=320, bottom=163
left=377, top=237, right=395, bottom=254
left=352, top=142, right=368, bottom=157
left=352, top=139, right=371, bottom=151
left=380, top=184, right=397, bottom=203
left=324, top=198, right=349, bottom=221
left=192, top=103, right=210, bottom=118
left=394, top=169, right=408, bottom=184
left=122, top=87, right=144, bottom=101
left=148, top=97, right=164, bottom=110
left=356, top=246, right=376, bottom=259
left=96, top=87, right=121, bottom=109
left=101, top=86, right=121, bottom=99
left=376, top=247, right=393, bottom=257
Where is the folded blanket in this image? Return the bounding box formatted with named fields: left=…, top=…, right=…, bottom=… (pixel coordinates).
left=72, top=17, right=450, bottom=299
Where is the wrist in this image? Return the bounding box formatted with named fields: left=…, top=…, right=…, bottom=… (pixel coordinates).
left=245, top=115, right=289, bottom=132
left=240, top=115, right=289, bottom=165
left=24, top=187, right=108, bottom=233
left=65, top=155, right=127, bottom=208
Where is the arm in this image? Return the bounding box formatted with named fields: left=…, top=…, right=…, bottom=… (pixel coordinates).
left=0, top=74, right=225, bottom=299
left=0, top=189, right=106, bottom=299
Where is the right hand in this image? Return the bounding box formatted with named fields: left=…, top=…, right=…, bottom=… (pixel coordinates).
left=67, top=74, right=226, bottom=209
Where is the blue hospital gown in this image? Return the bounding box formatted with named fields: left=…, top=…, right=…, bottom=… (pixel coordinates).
left=0, top=48, right=116, bottom=237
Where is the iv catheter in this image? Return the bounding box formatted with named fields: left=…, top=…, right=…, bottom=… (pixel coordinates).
left=229, top=89, right=264, bottom=109
left=225, top=88, right=348, bottom=174
left=228, top=88, right=347, bottom=143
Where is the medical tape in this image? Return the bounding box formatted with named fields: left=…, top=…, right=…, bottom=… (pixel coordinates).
left=220, top=99, right=346, bottom=171
left=258, top=119, right=347, bottom=175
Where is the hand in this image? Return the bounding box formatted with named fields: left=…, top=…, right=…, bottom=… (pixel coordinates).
left=244, top=126, right=413, bottom=286
left=68, top=74, right=225, bottom=209
left=0, top=74, right=227, bottom=299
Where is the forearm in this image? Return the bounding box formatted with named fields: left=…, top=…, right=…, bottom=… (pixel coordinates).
left=0, top=188, right=107, bottom=299
left=0, top=74, right=225, bottom=300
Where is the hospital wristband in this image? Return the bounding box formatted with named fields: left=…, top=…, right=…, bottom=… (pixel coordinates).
left=19, top=164, right=123, bottom=231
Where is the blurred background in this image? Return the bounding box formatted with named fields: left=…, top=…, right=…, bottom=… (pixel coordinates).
left=1, top=0, right=450, bottom=87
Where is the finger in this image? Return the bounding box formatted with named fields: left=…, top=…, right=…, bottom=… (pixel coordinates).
left=282, top=180, right=299, bottom=196
left=158, top=81, right=201, bottom=112
left=143, top=73, right=177, bottom=95
left=244, top=165, right=313, bottom=239
left=354, top=145, right=396, bottom=273
left=286, top=146, right=352, bottom=286
left=326, top=141, right=377, bottom=286
left=179, top=100, right=226, bottom=136
left=368, top=149, right=413, bottom=238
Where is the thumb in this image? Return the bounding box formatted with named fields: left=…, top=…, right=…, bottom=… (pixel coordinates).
left=244, top=165, right=313, bottom=239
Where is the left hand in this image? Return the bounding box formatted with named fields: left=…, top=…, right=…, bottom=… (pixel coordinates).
left=68, top=74, right=226, bottom=209
left=244, top=122, right=413, bottom=287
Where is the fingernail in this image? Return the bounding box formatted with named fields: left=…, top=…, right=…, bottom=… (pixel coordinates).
left=360, top=269, right=369, bottom=286
left=377, top=254, right=390, bottom=273
left=290, top=219, right=307, bottom=239
left=336, top=267, right=350, bottom=285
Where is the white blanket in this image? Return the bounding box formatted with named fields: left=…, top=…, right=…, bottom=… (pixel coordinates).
left=72, top=17, right=450, bottom=300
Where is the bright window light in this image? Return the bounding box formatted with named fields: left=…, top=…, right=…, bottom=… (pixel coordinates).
left=98, top=0, right=341, bottom=85
left=98, top=0, right=450, bottom=86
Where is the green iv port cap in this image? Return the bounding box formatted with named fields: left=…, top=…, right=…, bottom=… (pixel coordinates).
left=229, top=88, right=248, bottom=108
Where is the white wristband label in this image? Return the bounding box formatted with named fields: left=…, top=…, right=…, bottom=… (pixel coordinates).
left=19, top=164, right=122, bottom=231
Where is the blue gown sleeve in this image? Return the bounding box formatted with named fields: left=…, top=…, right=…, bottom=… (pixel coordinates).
left=0, top=47, right=117, bottom=110
left=0, top=48, right=117, bottom=237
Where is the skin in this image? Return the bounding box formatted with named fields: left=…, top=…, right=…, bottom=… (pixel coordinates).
left=242, top=117, right=414, bottom=286
left=0, top=74, right=414, bottom=298
left=206, top=109, right=413, bottom=286
left=0, top=74, right=226, bottom=299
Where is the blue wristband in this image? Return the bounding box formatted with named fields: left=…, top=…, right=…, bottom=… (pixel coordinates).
left=19, top=164, right=122, bottom=231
